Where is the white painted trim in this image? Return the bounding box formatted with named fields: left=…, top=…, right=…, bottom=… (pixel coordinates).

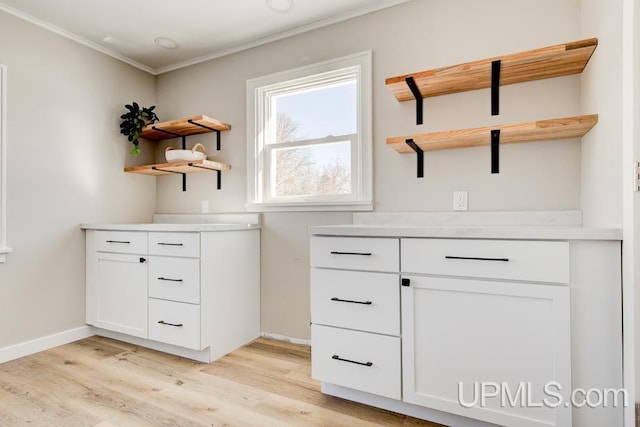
left=621, top=0, right=638, bottom=424
left=246, top=201, right=373, bottom=212
left=0, top=2, right=155, bottom=74
left=0, top=0, right=411, bottom=75
left=260, top=331, right=310, bottom=346
left=0, top=325, right=95, bottom=364
left=246, top=51, right=372, bottom=211
left=0, top=65, right=9, bottom=263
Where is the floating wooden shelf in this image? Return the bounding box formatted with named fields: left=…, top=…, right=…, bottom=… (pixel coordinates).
left=389, top=114, right=597, bottom=177
left=387, top=114, right=598, bottom=153
left=125, top=114, right=232, bottom=191
left=385, top=38, right=598, bottom=102
left=141, top=115, right=231, bottom=140
left=124, top=159, right=231, bottom=176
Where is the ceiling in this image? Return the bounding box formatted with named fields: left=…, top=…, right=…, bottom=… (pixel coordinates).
left=0, top=0, right=410, bottom=75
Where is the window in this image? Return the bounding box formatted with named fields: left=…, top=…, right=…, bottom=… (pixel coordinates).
left=246, top=51, right=372, bottom=211
left=0, top=65, right=9, bottom=263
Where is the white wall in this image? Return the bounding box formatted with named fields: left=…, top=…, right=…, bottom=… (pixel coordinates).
left=156, top=0, right=584, bottom=339
left=581, top=0, right=623, bottom=227
left=0, top=11, right=156, bottom=348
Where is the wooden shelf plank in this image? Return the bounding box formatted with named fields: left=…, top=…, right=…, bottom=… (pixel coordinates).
left=124, top=159, right=232, bottom=176
left=141, top=115, right=232, bottom=140
left=386, top=114, right=598, bottom=153
left=385, top=38, right=598, bottom=102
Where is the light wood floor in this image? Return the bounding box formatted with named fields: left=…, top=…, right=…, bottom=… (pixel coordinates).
left=0, top=336, right=446, bottom=426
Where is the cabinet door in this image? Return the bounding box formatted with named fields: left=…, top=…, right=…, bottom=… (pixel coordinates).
left=402, top=276, right=571, bottom=427
left=94, top=252, right=148, bottom=338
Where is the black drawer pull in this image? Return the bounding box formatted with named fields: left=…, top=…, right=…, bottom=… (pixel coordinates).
left=330, top=251, right=372, bottom=256
left=157, top=242, right=184, bottom=246
left=445, top=256, right=509, bottom=262
left=157, top=277, right=183, bottom=282
left=332, top=354, right=373, bottom=367
left=106, top=240, right=130, bottom=244
left=331, top=297, right=372, bottom=305
left=158, top=320, right=183, bottom=327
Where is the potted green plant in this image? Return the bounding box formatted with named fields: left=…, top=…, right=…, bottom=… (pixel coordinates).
left=119, top=102, right=159, bottom=155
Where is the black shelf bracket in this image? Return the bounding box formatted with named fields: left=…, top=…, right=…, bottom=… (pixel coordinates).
left=188, top=120, right=222, bottom=151
left=405, top=77, right=424, bottom=125
left=152, top=126, right=187, bottom=149
left=189, top=164, right=223, bottom=190
left=491, top=60, right=501, bottom=116
left=491, top=129, right=500, bottom=174
left=405, top=138, right=424, bottom=178
left=152, top=166, right=187, bottom=191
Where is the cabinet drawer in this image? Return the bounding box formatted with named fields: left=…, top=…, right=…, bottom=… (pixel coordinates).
left=311, top=269, right=399, bottom=336
left=95, top=231, right=147, bottom=254
left=402, top=239, right=570, bottom=283
left=312, top=325, right=400, bottom=400
left=149, top=257, right=200, bottom=304
left=148, top=298, right=201, bottom=350
left=149, top=232, right=200, bottom=258
left=310, top=237, right=399, bottom=272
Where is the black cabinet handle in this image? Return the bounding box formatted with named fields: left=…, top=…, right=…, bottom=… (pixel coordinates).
left=157, top=277, right=183, bottom=282
left=106, top=240, right=130, bottom=244
left=157, top=242, right=184, bottom=246
left=158, top=320, right=183, bottom=327
left=331, top=297, right=372, bottom=305
left=445, top=256, right=509, bottom=262
left=330, top=251, right=372, bottom=256
left=401, top=278, right=411, bottom=287
left=139, top=257, right=146, bottom=263
left=332, top=355, right=373, bottom=367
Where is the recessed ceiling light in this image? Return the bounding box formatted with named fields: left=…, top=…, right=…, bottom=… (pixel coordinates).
left=267, top=0, right=294, bottom=13
left=154, top=36, right=179, bottom=49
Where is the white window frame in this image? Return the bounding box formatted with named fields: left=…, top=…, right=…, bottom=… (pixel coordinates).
left=246, top=51, right=372, bottom=212
left=0, top=65, right=10, bottom=263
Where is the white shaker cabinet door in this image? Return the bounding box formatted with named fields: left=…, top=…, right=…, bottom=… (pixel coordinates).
left=401, top=275, right=571, bottom=427
left=94, top=252, right=148, bottom=338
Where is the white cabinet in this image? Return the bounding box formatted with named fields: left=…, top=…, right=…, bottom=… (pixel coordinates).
left=310, top=233, right=622, bottom=427
left=312, top=324, right=401, bottom=400
left=402, top=275, right=571, bottom=427
left=94, top=252, right=148, bottom=338
left=400, top=238, right=572, bottom=426
left=310, top=236, right=401, bottom=400
left=86, top=227, right=260, bottom=363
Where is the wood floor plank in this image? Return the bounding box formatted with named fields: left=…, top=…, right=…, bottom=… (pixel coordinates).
left=45, top=345, right=283, bottom=427
left=0, top=336, right=446, bottom=427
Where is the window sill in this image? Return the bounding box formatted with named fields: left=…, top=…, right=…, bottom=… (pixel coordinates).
left=245, top=201, right=373, bottom=213
left=0, top=247, right=12, bottom=263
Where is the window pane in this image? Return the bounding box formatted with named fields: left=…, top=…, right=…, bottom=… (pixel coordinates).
left=271, top=141, right=352, bottom=197
left=274, top=80, right=356, bottom=143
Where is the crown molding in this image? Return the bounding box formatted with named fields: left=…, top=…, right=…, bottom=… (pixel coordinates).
left=0, top=2, right=156, bottom=74
left=0, top=0, right=412, bottom=75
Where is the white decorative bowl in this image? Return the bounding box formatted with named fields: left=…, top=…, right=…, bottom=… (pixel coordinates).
left=165, top=143, right=207, bottom=162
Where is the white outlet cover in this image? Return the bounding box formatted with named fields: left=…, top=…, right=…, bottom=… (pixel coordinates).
left=453, top=191, right=468, bottom=211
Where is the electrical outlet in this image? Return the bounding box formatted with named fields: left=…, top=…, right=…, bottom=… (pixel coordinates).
left=453, top=191, right=468, bottom=211
left=201, top=200, right=209, bottom=214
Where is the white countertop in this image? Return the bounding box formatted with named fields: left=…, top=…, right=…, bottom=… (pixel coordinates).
left=309, top=224, right=621, bottom=240
left=81, top=213, right=261, bottom=232
left=81, top=222, right=260, bottom=232
left=309, top=211, right=622, bottom=240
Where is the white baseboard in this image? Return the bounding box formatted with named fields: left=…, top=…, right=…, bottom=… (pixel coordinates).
left=260, top=331, right=310, bottom=346
left=0, top=325, right=95, bottom=364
